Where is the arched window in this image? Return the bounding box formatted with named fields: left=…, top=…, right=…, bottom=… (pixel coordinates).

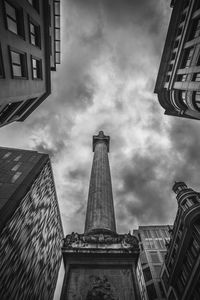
left=193, top=91, right=200, bottom=111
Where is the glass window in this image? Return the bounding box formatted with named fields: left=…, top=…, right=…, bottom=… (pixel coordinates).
left=140, top=252, right=148, bottom=265
left=143, top=267, right=152, bottom=282
left=0, top=101, right=22, bottom=124
left=193, top=92, right=200, bottom=111
left=31, top=57, right=42, bottom=79
left=13, top=98, right=36, bottom=118
left=5, top=1, right=24, bottom=37
left=9, top=49, right=27, bottom=78
left=29, top=19, right=40, bottom=47
left=54, top=1, right=60, bottom=15
left=11, top=163, right=21, bottom=171
left=14, top=155, right=22, bottom=161
left=146, top=283, right=157, bottom=299
left=154, top=265, right=162, bottom=277
left=3, top=152, right=11, bottom=158
left=182, top=48, right=194, bottom=68
left=169, top=290, right=176, bottom=300
left=150, top=252, right=160, bottom=263
left=193, top=73, right=200, bottom=82
left=162, top=270, right=169, bottom=291
left=11, top=171, right=22, bottom=183
left=159, top=281, right=166, bottom=298
left=194, top=19, right=200, bottom=38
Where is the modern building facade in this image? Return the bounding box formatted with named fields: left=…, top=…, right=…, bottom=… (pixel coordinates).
left=0, top=147, right=64, bottom=299
left=0, top=0, right=61, bottom=127
left=160, top=182, right=200, bottom=300
left=155, top=0, right=200, bottom=120
left=61, top=131, right=140, bottom=300
left=135, top=225, right=171, bottom=300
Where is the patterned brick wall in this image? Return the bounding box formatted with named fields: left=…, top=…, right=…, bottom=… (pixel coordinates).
left=0, top=162, right=63, bottom=300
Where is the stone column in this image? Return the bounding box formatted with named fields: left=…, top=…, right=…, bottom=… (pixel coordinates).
left=84, top=131, right=116, bottom=234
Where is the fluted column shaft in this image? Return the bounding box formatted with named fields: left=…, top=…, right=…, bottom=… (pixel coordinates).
left=84, top=137, right=116, bottom=234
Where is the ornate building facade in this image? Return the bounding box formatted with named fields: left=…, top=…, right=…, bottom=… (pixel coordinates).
left=0, top=147, right=64, bottom=300
left=160, top=182, right=200, bottom=300
left=61, top=131, right=140, bottom=300
left=0, top=0, right=61, bottom=127
left=155, top=0, right=200, bottom=120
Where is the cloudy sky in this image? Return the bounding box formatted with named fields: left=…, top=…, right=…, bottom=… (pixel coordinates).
left=1, top=0, right=200, bottom=297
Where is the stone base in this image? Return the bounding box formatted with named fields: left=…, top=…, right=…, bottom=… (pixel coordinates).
left=60, top=232, right=140, bottom=300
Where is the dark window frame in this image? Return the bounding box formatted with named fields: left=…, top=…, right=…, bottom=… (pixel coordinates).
left=4, top=0, right=25, bottom=38
left=31, top=55, right=42, bottom=80
left=28, top=15, right=41, bottom=48
left=8, top=46, right=28, bottom=79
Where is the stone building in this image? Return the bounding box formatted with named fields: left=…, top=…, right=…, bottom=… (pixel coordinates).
left=0, top=147, right=64, bottom=300
left=160, top=182, right=200, bottom=300
left=61, top=131, right=141, bottom=300
left=155, top=0, right=200, bottom=120
left=0, top=0, right=61, bottom=127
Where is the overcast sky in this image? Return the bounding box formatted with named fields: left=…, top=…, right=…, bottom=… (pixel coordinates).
left=1, top=0, right=200, bottom=298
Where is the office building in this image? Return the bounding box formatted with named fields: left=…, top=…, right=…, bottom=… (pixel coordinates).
left=61, top=131, right=140, bottom=300
left=155, top=0, right=200, bottom=120
left=0, top=0, right=61, bottom=127
left=161, top=182, right=200, bottom=300
left=135, top=225, right=171, bottom=300
left=0, top=147, right=64, bottom=299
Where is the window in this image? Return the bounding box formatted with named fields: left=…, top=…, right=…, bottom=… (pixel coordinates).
left=193, top=91, right=200, bottom=111
left=0, top=44, right=5, bottom=79
left=14, top=155, right=22, bottom=161
left=154, top=265, right=162, bottom=277
left=162, top=270, right=169, bottom=291
left=11, top=171, right=22, bottom=183
left=27, top=0, right=39, bottom=12
left=4, top=1, right=24, bottom=37
left=13, top=98, right=36, bottom=117
left=3, top=152, right=11, bottom=159
left=194, top=19, right=200, bottom=39
left=169, top=290, right=176, bottom=300
left=143, top=267, right=152, bottom=282
left=140, top=252, right=148, bottom=265
left=31, top=57, right=42, bottom=79
left=0, top=101, right=22, bottom=124
left=181, top=90, right=187, bottom=105
left=160, top=251, right=166, bottom=260
left=145, top=239, right=156, bottom=249
left=193, top=73, right=200, bottom=82
left=182, top=48, right=194, bottom=68
left=155, top=239, right=165, bottom=249
left=150, top=252, right=160, bottom=263
left=159, top=281, right=166, bottom=298
left=143, top=230, right=152, bottom=238
left=177, top=74, right=187, bottom=81
left=9, top=48, right=27, bottom=78
left=146, top=284, right=157, bottom=299
left=11, top=163, right=21, bottom=171
left=29, top=18, right=41, bottom=47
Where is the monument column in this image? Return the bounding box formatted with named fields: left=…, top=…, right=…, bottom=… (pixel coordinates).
left=85, top=131, right=116, bottom=234
left=61, top=131, right=140, bottom=300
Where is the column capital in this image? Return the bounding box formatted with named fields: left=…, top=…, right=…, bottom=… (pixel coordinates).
left=93, top=131, right=110, bottom=152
